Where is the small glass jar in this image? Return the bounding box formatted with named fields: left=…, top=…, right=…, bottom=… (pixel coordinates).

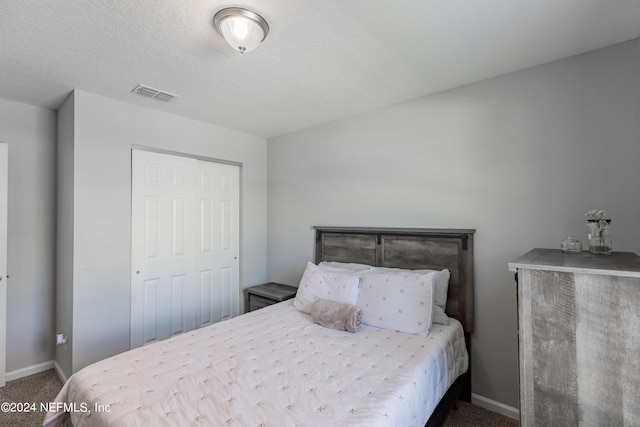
left=587, top=219, right=612, bottom=255
left=561, top=236, right=582, bottom=253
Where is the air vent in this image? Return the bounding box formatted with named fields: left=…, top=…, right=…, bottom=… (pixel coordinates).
left=131, top=84, right=179, bottom=102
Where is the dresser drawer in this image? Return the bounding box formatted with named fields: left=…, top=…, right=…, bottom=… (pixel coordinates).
left=248, top=294, right=277, bottom=312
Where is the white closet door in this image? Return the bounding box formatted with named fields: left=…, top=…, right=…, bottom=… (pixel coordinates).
left=131, top=150, right=240, bottom=349
left=131, top=150, right=198, bottom=347
left=0, top=143, right=7, bottom=387
left=196, top=161, right=240, bottom=326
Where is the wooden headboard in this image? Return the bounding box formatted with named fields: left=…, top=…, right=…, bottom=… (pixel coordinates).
left=314, top=226, right=475, bottom=334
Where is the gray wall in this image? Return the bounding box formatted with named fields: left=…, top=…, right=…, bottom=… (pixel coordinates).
left=266, top=39, right=640, bottom=409
left=55, top=94, right=74, bottom=377
left=57, top=90, right=268, bottom=377
left=0, top=98, right=57, bottom=374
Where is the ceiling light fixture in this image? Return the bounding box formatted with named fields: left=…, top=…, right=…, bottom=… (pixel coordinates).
left=213, top=7, right=269, bottom=54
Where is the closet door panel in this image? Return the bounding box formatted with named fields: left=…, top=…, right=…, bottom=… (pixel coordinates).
left=196, top=161, right=240, bottom=326
left=131, top=150, right=197, bottom=347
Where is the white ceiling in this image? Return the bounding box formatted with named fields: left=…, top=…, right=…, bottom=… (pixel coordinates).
left=1, top=1, right=639, bottom=138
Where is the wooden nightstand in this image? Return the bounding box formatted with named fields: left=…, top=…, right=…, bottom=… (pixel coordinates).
left=244, top=282, right=297, bottom=313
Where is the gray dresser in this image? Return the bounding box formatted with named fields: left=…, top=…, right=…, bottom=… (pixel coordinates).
left=509, top=248, right=640, bottom=427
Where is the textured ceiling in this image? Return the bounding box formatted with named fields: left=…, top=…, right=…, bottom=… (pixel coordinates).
left=1, top=0, right=639, bottom=138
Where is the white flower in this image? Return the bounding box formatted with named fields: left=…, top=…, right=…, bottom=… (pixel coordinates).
left=585, top=209, right=606, bottom=221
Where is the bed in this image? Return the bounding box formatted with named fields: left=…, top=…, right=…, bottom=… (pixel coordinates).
left=44, top=226, right=475, bottom=427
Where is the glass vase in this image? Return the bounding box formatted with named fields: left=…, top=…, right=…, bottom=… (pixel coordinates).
left=587, top=220, right=612, bottom=255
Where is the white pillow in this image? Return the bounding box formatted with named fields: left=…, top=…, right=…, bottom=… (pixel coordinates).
left=294, top=262, right=361, bottom=314
left=371, top=267, right=450, bottom=325
left=358, top=271, right=435, bottom=334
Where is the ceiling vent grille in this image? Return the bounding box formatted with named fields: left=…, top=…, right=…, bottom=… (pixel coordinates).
left=131, top=84, right=179, bottom=102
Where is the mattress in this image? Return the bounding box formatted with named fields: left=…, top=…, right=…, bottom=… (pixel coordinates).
left=44, top=301, right=468, bottom=427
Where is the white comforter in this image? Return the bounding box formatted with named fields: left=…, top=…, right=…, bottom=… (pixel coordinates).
left=44, top=301, right=467, bottom=427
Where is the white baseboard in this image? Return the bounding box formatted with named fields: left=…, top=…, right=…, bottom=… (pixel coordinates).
left=471, top=393, right=520, bottom=420
left=53, top=361, right=68, bottom=383
left=6, top=360, right=55, bottom=382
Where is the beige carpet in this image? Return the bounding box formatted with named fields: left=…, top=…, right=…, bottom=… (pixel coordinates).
left=444, top=400, right=519, bottom=427
left=0, top=369, right=518, bottom=426
left=0, top=369, right=63, bottom=426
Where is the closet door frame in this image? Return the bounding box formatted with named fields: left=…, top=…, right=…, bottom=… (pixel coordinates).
left=0, top=143, right=7, bottom=387
left=130, top=146, right=242, bottom=348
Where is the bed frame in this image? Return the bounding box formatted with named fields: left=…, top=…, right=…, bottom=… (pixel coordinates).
left=314, top=226, right=475, bottom=427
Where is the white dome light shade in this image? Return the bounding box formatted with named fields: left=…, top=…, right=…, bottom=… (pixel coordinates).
left=214, top=8, right=269, bottom=54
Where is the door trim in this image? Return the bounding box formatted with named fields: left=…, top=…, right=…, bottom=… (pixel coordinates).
left=131, top=145, right=243, bottom=167
left=0, top=143, right=8, bottom=387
